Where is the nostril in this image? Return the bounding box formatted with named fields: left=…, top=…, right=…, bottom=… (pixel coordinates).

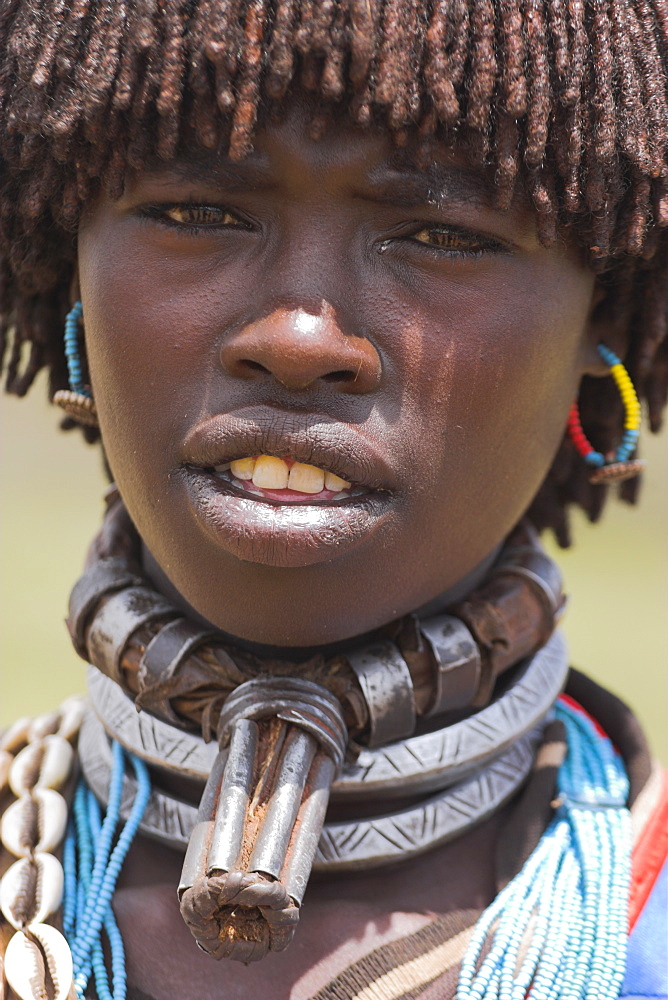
left=242, top=360, right=270, bottom=375
left=322, top=370, right=357, bottom=383
left=221, top=316, right=382, bottom=392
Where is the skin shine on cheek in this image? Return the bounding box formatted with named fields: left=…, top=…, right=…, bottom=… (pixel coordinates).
left=77, top=113, right=601, bottom=648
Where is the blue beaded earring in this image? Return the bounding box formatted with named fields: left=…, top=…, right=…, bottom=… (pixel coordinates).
left=53, top=301, right=98, bottom=427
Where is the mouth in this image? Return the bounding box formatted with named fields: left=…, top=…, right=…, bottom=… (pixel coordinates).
left=195, top=454, right=369, bottom=505
left=179, top=411, right=396, bottom=567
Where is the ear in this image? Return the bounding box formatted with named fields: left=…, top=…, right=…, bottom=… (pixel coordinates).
left=580, top=277, right=631, bottom=377
left=69, top=265, right=81, bottom=307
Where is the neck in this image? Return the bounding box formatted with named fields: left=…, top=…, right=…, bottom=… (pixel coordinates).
left=140, top=539, right=504, bottom=661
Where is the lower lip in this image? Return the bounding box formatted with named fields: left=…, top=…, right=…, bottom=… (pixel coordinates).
left=181, top=469, right=393, bottom=568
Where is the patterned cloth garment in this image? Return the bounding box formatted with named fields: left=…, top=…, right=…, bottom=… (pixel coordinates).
left=1, top=671, right=666, bottom=1000
left=125, top=672, right=668, bottom=1000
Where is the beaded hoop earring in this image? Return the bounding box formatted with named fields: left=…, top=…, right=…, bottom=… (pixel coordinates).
left=53, top=301, right=99, bottom=428
left=567, top=345, right=645, bottom=484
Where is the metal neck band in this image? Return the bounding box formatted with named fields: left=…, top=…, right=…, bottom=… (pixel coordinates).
left=79, top=632, right=568, bottom=961
left=86, top=628, right=567, bottom=805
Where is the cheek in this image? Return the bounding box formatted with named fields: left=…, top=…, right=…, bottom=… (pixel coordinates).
left=394, top=261, right=592, bottom=508
left=78, top=228, right=236, bottom=477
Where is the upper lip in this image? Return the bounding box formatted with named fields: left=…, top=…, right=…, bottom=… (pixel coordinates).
left=180, top=408, right=397, bottom=491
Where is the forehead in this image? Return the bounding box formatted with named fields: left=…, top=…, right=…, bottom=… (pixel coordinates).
left=133, top=102, right=525, bottom=215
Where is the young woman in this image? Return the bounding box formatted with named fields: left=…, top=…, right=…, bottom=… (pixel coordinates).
left=0, top=3, right=666, bottom=999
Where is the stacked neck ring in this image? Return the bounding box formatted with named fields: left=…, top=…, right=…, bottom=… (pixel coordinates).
left=80, top=632, right=566, bottom=865
left=68, top=491, right=567, bottom=963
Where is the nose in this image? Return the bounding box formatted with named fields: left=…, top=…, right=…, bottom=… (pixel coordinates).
left=220, top=303, right=381, bottom=393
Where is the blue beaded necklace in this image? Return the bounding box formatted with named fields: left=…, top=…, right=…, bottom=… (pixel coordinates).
left=63, top=698, right=631, bottom=1000
left=457, top=697, right=631, bottom=1000
left=63, top=741, right=151, bottom=1000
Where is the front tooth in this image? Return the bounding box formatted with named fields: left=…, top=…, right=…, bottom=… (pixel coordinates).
left=230, top=457, right=256, bottom=480
left=324, top=471, right=351, bottom=492
left=252, top=456, right=289, bottom=489
left=288, top=463, right=325, bottom=494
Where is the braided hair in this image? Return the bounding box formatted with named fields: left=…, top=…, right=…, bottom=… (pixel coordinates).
left=1, top=0, right=667, bottom=544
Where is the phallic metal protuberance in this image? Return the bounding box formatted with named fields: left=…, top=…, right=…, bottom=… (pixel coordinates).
left=178, top=676, right=347, bottom=963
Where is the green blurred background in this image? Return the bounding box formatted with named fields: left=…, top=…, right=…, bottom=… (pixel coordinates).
left=1, top=376, right=666, bottom=761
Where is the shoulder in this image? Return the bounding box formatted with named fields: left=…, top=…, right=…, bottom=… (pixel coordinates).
left=623, top=765, right=668, bottom=999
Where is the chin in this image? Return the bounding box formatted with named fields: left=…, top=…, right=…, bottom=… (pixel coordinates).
left=188, top=596, right=393, bottom=651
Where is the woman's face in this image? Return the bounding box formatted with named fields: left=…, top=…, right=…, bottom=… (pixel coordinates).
left=78, top=105, right=602, bottom=647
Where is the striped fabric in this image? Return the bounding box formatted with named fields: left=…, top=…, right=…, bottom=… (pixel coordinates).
left=311, top=761, right=667, bottom=1000
left=309, top=912, right=478, bottom=1000
left=309, top=674, right=668, bottom=1000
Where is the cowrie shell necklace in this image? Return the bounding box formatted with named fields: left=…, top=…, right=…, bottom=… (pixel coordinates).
left=0, top=698, right=85, bottom=1000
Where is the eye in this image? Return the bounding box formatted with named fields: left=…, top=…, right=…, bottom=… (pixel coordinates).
left=166, top=204, right=244, bottom=227
left=142, top=203, right=251, bottom=230
left=409, top=225, right=502, bottom=255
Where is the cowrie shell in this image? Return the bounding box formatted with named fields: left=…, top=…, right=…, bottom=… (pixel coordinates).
left=1, top=790, right=68, bottom=857
left=0, top=854, right=64, bottom=930
left=56, top=696, right=87, bottom=742
left=28, top=712, right=61, bottom=743
left=0, top=716, right=31, bottom=754
left=9, top=737, right=74, bottom=796
left=4, top=923, right=73, bottom=1000
left=0, top=748, right=12, bottom=794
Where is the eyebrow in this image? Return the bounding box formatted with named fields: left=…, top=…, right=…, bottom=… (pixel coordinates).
left=362, top=161, right=495, bottom=209
left=140, top=154, right=495, bottom=209
left=140, top=156, right=275, bottom=191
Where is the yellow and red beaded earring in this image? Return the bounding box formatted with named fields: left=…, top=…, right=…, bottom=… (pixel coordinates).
left=567, top=345, right=645, bottom=484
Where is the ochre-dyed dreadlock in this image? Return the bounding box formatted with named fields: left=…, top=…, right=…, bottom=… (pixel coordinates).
left=1, top=0, right=667, bottom=544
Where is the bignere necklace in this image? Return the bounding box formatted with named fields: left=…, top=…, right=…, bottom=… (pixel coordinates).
left=68, top=489, right=564, bottom=963
left=0, top=492, right=633, bottom=1000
